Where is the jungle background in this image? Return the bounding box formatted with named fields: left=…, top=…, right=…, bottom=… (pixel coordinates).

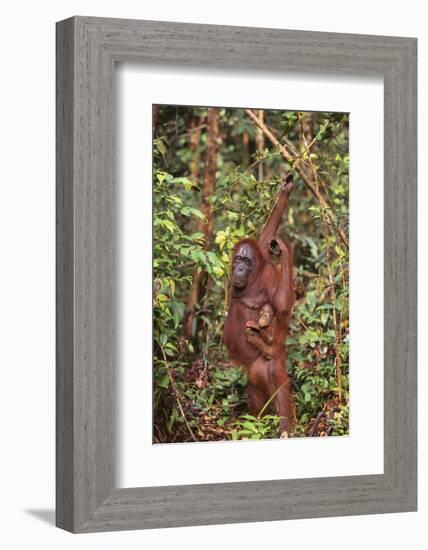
left=153, top=105, right=349, bottom=443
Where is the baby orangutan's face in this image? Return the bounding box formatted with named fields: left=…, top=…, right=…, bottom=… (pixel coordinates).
left=258, top=305, right=274, bottom=328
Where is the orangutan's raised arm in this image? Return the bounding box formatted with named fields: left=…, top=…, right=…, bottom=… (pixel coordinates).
left=258, top=175, right=293, bottom=255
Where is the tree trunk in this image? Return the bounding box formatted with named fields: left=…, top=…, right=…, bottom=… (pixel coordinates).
left=255, top=110, right=265, bottom=181
left=183, top=108, right=219, bottom=345
left=188, top=115, right=204, bottom=183
left=242, top=130, right=250, bottom=168
left=152, top=104, right=160, bottom=138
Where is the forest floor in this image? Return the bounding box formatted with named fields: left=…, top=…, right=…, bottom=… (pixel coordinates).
left=153, top=357, right=345, bottom=444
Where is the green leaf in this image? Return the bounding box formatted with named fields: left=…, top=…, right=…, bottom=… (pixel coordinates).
left=158, top=375, right=169, bottom=388
left=166, top=220, right=176, bottom=233
left=241, top=421, right=258, bottom=433
left=188, top=207, right=206, bottom=221
left=213, top=266, right=225, bottom=277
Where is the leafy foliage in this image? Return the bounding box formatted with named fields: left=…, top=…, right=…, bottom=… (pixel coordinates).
left=153, top=106, right=349, bottom=443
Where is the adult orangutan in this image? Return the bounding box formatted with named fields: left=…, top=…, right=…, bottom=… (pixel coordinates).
left=223, top=176, right=296, bottom=435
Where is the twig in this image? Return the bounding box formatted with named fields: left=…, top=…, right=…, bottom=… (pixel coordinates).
left=179, top=123, right=207, bottom=138
left=159, top=344, right=197, bottom=441
left=309, top=411, right=327, bottom=437
left=299, top=114, right=342, bottom=404
left=258, top=380, right=289, bottom=418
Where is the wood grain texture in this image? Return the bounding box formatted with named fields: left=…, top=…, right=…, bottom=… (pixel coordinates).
left=56, top=17, right=75, bottom=532
left=56, top=16, right=417, bottom=533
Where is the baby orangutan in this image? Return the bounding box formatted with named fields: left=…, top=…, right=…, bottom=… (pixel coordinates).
left=245, top=303, right=277, bottom=360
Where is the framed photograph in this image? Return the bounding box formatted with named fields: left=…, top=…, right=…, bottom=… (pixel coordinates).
left=56, top=16, right=417, bottom=532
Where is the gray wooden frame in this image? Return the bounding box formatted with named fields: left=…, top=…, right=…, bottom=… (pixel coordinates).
left=56, top=16, right=417, bottom=533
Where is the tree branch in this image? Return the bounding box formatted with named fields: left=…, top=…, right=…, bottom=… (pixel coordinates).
left=245, top=109, right=349, bottom=249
